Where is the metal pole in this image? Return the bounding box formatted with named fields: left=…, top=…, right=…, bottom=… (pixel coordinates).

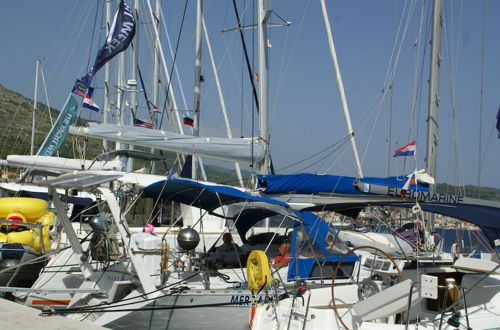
left=257, top=0, right=270, bottom=175
left=31, top=59, right=40, bottom=155
left=425, top=0, right=442, bottom=230
left=319, top=0, right=364, bottom=178
left=102, top=0, right=112, bottom=151
left=192, top=0, right=203, bottom=179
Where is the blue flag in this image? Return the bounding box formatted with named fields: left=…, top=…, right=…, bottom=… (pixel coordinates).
left=72, top=80, right=93, bottom=98
left=81, top=0, right=135, bottom=86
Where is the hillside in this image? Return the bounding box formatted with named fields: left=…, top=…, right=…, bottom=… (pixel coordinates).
left=1, top=84, right=498, bottom=198
left=0, top=84, right=247, bottom=184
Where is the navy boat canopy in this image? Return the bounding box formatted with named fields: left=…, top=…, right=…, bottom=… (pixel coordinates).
left=142, top=178, right=290, bottom=212
left=302, top=200, right=500, bottom=249
left=142, top=178, right=299, bottom=243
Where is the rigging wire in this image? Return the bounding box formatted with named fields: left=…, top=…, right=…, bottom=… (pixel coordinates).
left=442, top=0, right=466, bottom=193
left=276, top=134, right=351, bottom=172
left=404, top=0, right=429, bottom=175
left=158, top=0, right=190, bottom=129
left=269, top=0, right=311, bottom=126
left=352, top=0, right=419, bottom=174
left=477, top=0, right=487, bottom=196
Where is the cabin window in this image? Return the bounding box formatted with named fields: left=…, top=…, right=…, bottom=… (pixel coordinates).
left=309, top=261, right=355, bottom=279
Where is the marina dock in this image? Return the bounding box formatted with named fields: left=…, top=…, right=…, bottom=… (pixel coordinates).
left=0, top=298, right=108, bottom=329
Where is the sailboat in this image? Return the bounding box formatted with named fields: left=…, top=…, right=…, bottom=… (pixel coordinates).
left=250, top=0, right=500, bottom=328
left=0, top=1, right=293, bottom=329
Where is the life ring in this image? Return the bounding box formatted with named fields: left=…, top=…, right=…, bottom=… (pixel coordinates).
left=246, top=250, right=271, bottom=291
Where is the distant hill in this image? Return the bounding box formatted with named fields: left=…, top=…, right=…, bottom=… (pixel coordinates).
left=436, top=183, right=500, bottom=202
left=1, top=84, right=498, bottom=197
left=0, top=84, right=248, bottom=184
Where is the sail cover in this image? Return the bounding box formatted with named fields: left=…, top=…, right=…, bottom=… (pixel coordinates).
left=7, top=155, right=122, bottom=172
left=70, top=123, right=264, bottom=165
left=257, top=173, right=429, bottom=195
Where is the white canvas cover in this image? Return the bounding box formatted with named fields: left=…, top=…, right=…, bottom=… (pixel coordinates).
left=70, top=123, right=264, bottom=165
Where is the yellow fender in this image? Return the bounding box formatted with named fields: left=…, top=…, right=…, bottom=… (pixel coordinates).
left=32, top=211, right=56, bottom=253
left=7, top=230, right=35, bottom=247
left=161, top=242, right=170, bottom=273
left=0, top=232, right=7, bottom=243
left=0, top=197, right=48, bottom=222
left=247, top=250, right=271, bottom=291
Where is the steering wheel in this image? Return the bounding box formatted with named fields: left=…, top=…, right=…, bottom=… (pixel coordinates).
left=331, top=245, right=404, bottom=330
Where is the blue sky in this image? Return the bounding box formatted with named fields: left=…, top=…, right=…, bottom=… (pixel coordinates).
left=0, top=1, right=499, bottom=189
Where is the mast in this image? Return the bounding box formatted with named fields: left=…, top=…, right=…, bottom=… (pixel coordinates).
left=127, top=0, right=140, bottom=172
left=192, top=0, right=203, bottom=179
left=257, top=0, right=270, bottom=175
left=102, top=0, right=112, bottom=151
left=425, top=0, right=442, bottom=186
left=116, top=53, right=126, bottom=150
left=151, top=0, right=160, bottom=123
left=150, top=0, right=160, bottom=174
left=319, top=0, right=363, bottom=178
left=31, top=59, right=40, bottom=155
left=425, top=0, right=443, bottom=232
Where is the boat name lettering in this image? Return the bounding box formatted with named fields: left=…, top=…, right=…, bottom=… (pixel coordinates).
left=230, top=295, right=269, bottom=305
left=104, top=22, right=135, bottom=53
left=43, top=108, right=77, bottom=156
left=387, top=187, right=464, bottom=204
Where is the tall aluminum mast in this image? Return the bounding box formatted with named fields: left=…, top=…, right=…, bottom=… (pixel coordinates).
left=425, top=0, right=443, bottom=185
left=256, top=0, right=270, bottom=175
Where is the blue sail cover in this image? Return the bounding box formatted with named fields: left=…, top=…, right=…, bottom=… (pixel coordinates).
left=287, top=212, right=358, bottom=281
left=257, top=173, right=428, bottom=195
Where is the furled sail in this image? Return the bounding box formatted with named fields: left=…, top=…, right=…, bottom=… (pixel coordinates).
left=70, top=123, right=264, bottom=165
left=6, top=155, right=123, bottom=172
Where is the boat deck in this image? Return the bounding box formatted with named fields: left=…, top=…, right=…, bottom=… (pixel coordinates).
left=0, top=298, right=108, bottom=329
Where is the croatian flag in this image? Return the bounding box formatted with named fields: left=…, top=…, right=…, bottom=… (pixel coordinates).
left=151, top=104, right=161, bottom=113
left=183, top=116, right=194, bottom=127
left=82, top=95, right=100, bottom=112
left=394, top=140, right=416, bottom=157
left=133, top=118, right=154, bottom=129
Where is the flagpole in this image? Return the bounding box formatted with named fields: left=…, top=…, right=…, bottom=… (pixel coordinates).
left=31, top=59, right=40, bottom=155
